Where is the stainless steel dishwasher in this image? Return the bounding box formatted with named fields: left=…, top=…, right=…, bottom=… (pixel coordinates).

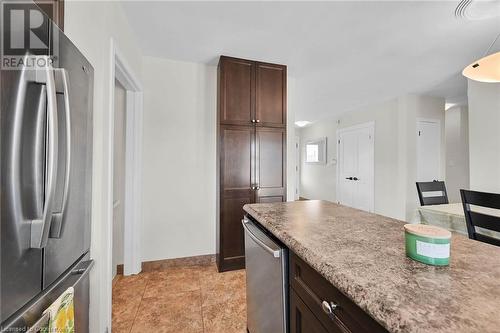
left=242, top=216, right=288, bottom=333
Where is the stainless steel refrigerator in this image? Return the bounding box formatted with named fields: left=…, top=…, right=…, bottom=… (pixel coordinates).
left=1, top=1, right=94, bottom=331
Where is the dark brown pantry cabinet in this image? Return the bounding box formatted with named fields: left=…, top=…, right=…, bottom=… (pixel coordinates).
left=217, top=56, right=287, bottom=272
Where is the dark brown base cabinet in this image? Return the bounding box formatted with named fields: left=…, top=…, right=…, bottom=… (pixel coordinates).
left=290, top=253, right=388, bottom=333
left=216, top=56, right=287, bottom=272
left=291, top=290, right=329, bottom=333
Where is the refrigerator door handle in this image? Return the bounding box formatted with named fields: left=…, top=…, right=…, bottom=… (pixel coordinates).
left=30, top=57, right=59, bottom=249
left=71, top=260, right=94, bottom=280
left=26, top=312, right=50, bottom=333
left=34, top=85, right=48, bottom=214
left=50, top=69, right=72, bottom=238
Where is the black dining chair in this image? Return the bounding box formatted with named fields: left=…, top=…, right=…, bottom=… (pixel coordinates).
left=460, top=189, right=500, bottom=247
left=416, top=181, right=449, bottom=206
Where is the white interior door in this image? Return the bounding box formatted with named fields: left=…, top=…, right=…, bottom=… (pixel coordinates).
left=417, top=120, right=441, bottom=182
left=355, top=127, right=374, bottom=211
left=338, top=130, right=358, bottom=207
left=337, top=123, right=374, bottom=212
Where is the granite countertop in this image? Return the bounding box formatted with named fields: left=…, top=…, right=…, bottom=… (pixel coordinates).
left=243, top=200, right=500, bottom=333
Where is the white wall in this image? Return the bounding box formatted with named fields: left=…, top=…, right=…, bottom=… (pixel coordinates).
left=299, top=95, right=445, bottom=221
left=468, top=80, right=500, bottom=192
left=141, top=56, right=217, bottom=261
left=299, top=99, right=400, bottom=218
left=298, top=120, right=338, bottom=202
left=64, top=2, right=143, bottom=332
left=397, top=95, right=446, bottom=221
left=445, top=105, right=469, bottom=202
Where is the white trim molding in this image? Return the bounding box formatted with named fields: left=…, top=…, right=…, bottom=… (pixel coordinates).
left=123, top=90, right=143, bottom=275
left=108, top=39, right=143, bottom=276
left=103, top=38, right=143, bottom=332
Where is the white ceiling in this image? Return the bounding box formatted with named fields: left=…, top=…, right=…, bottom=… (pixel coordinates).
left=121, top=1, right=500, bottom=121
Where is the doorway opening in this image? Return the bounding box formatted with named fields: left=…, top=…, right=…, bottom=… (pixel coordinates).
left=107, top=40, right=144, bottom=333
left=336, top=122, right=375, bottom=213
left=112, top=79, right=126, bottom=279
left=108, top=42, right=143, bottom=281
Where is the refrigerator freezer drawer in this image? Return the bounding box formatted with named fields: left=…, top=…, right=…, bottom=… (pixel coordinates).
left=1, top=255, right=93, bottom=333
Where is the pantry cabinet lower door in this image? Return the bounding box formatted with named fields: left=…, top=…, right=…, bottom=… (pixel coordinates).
left=218, top=125, right=255, bottom=271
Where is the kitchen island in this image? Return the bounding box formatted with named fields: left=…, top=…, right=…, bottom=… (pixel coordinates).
left=243, top=200, right=500, bottom=333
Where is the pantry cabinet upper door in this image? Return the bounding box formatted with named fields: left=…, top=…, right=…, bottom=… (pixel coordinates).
left=255, top=62, right=286, bottom=127
left=219, top=57, right=255, bottom=126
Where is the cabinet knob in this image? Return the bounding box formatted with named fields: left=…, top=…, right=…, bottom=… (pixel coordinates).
left=251, top=185, right=260, bottom=190
left=251, top=119, right=256, bottom=123
left=256, top=119, right=260, bottom=123
left=321, top=300, right=338, bottom=315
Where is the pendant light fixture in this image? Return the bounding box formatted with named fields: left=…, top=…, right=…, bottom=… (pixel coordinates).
left=462, top=32, right=500, bottom=83
left=457, top=0, right=500, bottom=82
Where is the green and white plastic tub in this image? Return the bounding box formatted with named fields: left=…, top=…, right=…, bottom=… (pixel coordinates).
left=404, top=224, right=451, bottom=266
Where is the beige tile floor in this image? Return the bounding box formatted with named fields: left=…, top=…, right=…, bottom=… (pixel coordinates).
left=112, top=264, right=247, bottom=333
